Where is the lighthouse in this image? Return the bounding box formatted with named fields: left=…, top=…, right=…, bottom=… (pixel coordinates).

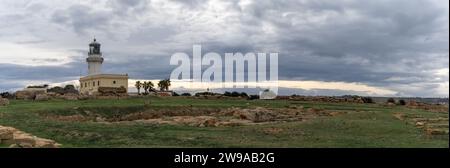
left=87, top=38, right=104, bottom=75
left=80, top=38, right=128, bottom=95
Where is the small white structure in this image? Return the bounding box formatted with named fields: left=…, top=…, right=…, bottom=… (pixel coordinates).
left=260, top=89, right=277, bottom=99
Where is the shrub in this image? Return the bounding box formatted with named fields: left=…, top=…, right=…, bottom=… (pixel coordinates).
left=1, top=92, right=14, bottom=99
left=240, top=92, right=248, bottom=98
left=231, top=91, right=240, bottom=97
left=47, top=86, right=65, bottom=94
left=387, top=98, right=396, bottom=104
left=398, top=99, right=406, bottom=105
left=27, top=84, right=49, bottom=88
left=47, top=85, right=79, bottom=95
left=181, top=93, right=192, bottom=96
left=248, top=95, right=260, bottom=100
left=362, top=97, right=374, bottom=103
left=224, top=91, right=232, bottom=96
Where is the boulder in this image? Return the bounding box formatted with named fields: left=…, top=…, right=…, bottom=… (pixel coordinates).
left=0, top=98, right=9, bottom=106
left=232, top=107, right=277, bottom=122
left=0, top=126, right=15, bottom=140
left=199, top=116, right=218, bottom=127
left=15, top=90, right=46, bottom=100
left=1, top=125, right=60, bottom=148
left=78, top=95, right=90, bottom=100
left=35, top=94, right=49, bottom=101
left=62, top=93, right=79, bottom=100
left=172, top=116, right=219, bottom=127
left=407, top=100, right=419, bottom=106
left=34, top=138, right=59, bottom=148
left=426, top=128, right=449, bottom=135
left=13, top=133, right=36, bottom=147
left=415, top=121, right=426, bottom=128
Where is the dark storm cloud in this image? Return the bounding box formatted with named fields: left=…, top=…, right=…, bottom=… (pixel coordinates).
left=0, top=61, right=82, bottom=90
left=227, top=0, right=448, bottom=95
left=0, top=0, right=448, bottom=97
left=51, top=5, right=112, bottom=35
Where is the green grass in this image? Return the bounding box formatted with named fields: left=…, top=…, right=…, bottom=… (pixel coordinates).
left=0, top=97, right=448, bottom=148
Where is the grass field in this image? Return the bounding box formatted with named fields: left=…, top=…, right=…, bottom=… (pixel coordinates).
left=0, top=97, right=448, bottom=148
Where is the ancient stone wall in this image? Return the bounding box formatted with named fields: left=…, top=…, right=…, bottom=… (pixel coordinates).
left=0, top=125, right=60, bottom=148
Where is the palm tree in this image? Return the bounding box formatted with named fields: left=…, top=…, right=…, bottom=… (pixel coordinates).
left=165, top=79, right=171, bottom=91
left=158, top=80, right=164, bottom=91
left=147, top=81, right=155, bottom=93
left=158, top=79, right=171, bottom=91
left=135, top=81, right=142, bottom=95
left=143, top=81, right=148, bottom=95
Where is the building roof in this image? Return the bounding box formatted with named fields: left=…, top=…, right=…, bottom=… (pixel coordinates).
left=80, top=73, right=128, bottom=80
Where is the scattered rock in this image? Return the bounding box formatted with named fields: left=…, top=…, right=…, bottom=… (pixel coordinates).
left=62, top=93, right=79, bottom=100
left=78, top=95, right=90, bottom=100
left=35, top=94, right=49, bottom=101
left=13, top=133, right=36, bottom=147
left=231, top=107, right=278, bottom=122
left=415, top=121, right=425, bottom=128
left=425, top=128, right=449, bottom=135
left=50, top=114, right=88, bottom=122
left=15, top=90, right=41, bottom=100
left=0, top=98, right=9, bottom=106
left=393, top=113, right=405, bottom=121
left=172, top=116, right=219, bottom=127
left=0, top=127, right=15, bottom=140
left=406, top=100, right=419, bottom=106
left=0, top=125, right=60, bottom=148
left=34, top=138, right=60, bottom=148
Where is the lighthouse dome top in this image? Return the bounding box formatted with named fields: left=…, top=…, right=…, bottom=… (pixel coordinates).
left=89, top=38, right=100, bottom=46
left=88, top=38, right=101, bottom=55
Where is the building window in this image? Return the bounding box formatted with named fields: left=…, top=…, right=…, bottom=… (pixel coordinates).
left=98, top=81, right=100, bottom=86
left=85, top=83, right=87, bottom=87
left=93, top=81, right=95, bottom=86
left=113, top=81, right=116, bottom=84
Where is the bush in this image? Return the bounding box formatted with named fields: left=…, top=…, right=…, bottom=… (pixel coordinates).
left=47, top=86, right=65, bottom=94
left=27, top=84, right=49, bottom=88
left=248, top=95, right=260, bottom=100
left=181, top=93, right=192, bottom=96
left=172, top=92, right=180, bottom=96
left=47, top=85, right=79, bottom=95
left=64, top=85, right=78, bottom=94
left=195, top=92, right=216, bottom=97
left=240, top=92, right=248, bottom=98
left=0, top=92, right=14, bottom=99
left=362, top=97, right=374, bottom=103
left=231, top=91, right=240, bottom=97
left=224, top=91, right=232, bottom=96
left=398, top=99, right=406, bottom=105
left=387, top=98, right=396, bottom=104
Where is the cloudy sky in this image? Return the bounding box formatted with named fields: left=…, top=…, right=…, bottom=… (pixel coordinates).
left=0, top=0, right=448, bottom=97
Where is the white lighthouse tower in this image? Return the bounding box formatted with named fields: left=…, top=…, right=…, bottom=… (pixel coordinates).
left=80, top=38, right=128, bottom=95
left=86, top=38, right=104, bottom=75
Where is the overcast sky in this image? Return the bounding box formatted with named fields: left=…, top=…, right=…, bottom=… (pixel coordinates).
left=0, top=0, right=448, bottom=97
